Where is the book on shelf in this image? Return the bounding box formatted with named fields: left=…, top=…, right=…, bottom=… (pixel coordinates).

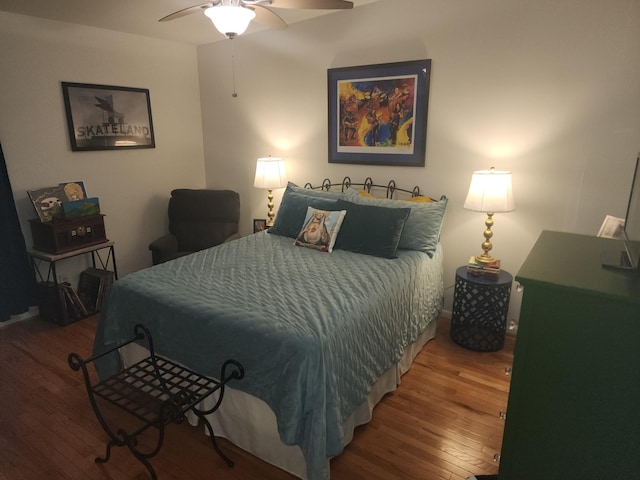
left=77, top=267, right=115, bottom=313
left=60, top=282, right=89, bottom=319
left=467, top=256, right=501, bottom=278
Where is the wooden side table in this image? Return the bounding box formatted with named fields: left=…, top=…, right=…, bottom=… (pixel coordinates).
left=450, top=265, right=513, bottom=352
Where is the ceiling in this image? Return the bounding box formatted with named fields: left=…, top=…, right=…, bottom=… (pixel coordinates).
left=0, top=0, right=381, bottom=45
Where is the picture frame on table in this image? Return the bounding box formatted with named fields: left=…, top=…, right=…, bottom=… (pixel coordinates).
left=597, top=215, right=625, bottom=239
left=61, top=82, right=155, bottom=151
left=253, top=219, right=267, bottom=233
left=327, top=59, right=431, bottom=167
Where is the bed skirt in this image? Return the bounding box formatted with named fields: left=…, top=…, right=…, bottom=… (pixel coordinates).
left=121, top=318, right=438, bottom=479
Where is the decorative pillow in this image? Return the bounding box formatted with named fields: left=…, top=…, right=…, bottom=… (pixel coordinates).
left=294, top=207, right=346, bottom=253
left=333, top=199, right=410, bottom=259
left=286, top=181, right=347, bottom=200
left=358, top=188, right=433, bottom=203
left=345, top=187, right=447, bottom=257
left=406, top=195, right=433, bottom=203
left=269, top=189, right=338, bottom=239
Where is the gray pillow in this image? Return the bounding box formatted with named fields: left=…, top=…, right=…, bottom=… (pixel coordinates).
left=286, top=181, right=347, bottom=200
left=344, top=188, right=447, bottom=257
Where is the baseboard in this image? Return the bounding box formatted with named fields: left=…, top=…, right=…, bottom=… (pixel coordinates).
left=0, top=306, right=39, bottom=329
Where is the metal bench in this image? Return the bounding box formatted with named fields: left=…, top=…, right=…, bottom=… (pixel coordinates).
left=68, top=324, right=244, bottom=479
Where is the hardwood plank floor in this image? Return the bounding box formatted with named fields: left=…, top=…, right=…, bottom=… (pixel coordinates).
left=0, top=316, right=514, bottom=480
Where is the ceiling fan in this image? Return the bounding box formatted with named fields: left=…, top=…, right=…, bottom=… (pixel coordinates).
left=160, top=0, right=354, bottom=39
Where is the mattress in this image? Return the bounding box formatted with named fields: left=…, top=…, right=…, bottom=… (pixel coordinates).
left=94, top=231, right=444, bottom=479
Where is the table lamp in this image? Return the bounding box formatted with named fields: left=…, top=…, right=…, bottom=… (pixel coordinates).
left=254, top=156, right=287, bottom=227
left=464, top=167, right=515, bottom=264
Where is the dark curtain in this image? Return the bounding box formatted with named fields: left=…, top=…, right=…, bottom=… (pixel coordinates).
left=0, top=143, right=36, bottom=322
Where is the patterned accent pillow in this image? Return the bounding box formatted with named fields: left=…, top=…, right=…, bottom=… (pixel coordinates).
left=294, top=207, right=346, bottom=253
left=344, top=187, right=447, bottom=257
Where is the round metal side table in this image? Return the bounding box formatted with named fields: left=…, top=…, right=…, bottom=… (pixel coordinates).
left=450, top=265, right=513, bottom=352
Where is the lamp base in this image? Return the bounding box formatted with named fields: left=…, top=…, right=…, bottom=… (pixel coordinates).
left=473, top=253, right=497, bottom=264
left=473, top=212, right=498, bottom=265
left=266, top=189, right=275, bottom=227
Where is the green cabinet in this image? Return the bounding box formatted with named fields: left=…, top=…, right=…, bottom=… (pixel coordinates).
left=499, top=230, right=640, bottom=480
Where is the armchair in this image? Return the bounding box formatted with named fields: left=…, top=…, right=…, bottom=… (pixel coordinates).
left=149, top=189, right=240, bottom=265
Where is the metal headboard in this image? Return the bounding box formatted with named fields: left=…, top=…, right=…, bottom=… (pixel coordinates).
left=303, top=176, right=445, bottom=202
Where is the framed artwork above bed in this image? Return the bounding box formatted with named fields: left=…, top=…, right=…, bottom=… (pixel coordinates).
left=327, top=59, right=431, bottom=167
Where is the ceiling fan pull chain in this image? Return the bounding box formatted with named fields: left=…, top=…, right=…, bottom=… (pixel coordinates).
left=231, top=41, right=238, bottom=98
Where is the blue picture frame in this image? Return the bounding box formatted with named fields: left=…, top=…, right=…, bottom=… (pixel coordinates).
left=328, top=59, right=431, bottom=167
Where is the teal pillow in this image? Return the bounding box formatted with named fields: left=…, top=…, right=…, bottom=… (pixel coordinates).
left=286, top=181, right=347, bottom=200
left=344, top=188, right=447, bottom=257
left=269, top=189, right=338, bottom=239
left=333, top=199, right=410, bottom=259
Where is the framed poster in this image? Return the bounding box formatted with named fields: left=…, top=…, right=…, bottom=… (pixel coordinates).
left=328, top=59, right=431, bottom=167
left=61, top=82, right=155, bottom=151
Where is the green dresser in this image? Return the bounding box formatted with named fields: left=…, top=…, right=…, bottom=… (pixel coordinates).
left=499, top=230, right=640, bottom=480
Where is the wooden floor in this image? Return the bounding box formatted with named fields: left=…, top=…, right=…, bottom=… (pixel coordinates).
left=0, top=316, right=514, bottom=480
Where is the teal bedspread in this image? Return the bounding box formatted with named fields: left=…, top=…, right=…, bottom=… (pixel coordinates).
left=94, top=232, right=443, bottom=479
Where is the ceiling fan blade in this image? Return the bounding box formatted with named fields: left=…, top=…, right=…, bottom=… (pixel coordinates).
left=252, top=5, right=288, bottom=30
left=267, top=0, right=353, bottom=9
left=159, top=2, right=218, bottom=22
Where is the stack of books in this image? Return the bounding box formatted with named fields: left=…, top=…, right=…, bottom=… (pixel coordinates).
left=60, top=282, right=90, bottom=321
left=467, top=256, right=501, bottom=279
left=77, top=267, right=115, bottom=314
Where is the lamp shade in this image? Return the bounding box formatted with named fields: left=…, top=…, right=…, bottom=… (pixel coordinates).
left=254, top=157, right=287, bottom=189
left=464, top=169, right=515, bottom=213
left=204, top=5, right=256, bottom=38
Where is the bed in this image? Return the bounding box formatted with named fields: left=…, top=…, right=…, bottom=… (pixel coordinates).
left=93, top=179, right=448, bottom=480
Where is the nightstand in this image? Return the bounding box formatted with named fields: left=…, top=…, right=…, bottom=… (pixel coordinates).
left=450, top=265, right=512, bottom=352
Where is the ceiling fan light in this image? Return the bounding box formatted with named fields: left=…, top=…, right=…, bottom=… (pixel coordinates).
left=204, top=6, right=256, bottom=38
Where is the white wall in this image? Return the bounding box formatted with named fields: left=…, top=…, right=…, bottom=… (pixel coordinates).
left=2, top=0, right=639, bottom=320
left=198, top=0, right=640, bottom=317
left=0, top=12, right=206, bottom=280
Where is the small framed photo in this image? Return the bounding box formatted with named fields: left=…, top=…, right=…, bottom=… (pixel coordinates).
left=61, top=82, right=155, bottom=151
left=253, top=219, right=267, bottom=233
left=597, top=215, right=625, bottom=238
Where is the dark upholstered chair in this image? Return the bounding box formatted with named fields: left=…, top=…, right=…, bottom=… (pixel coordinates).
left=149, top=189, right=240, bottom=265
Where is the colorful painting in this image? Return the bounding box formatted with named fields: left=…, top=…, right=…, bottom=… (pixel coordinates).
left=63, top=197, right=101, bottom=218
left=59, top=181, right=87, bottom=201
left=328, top=60, right=431, bottom=167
